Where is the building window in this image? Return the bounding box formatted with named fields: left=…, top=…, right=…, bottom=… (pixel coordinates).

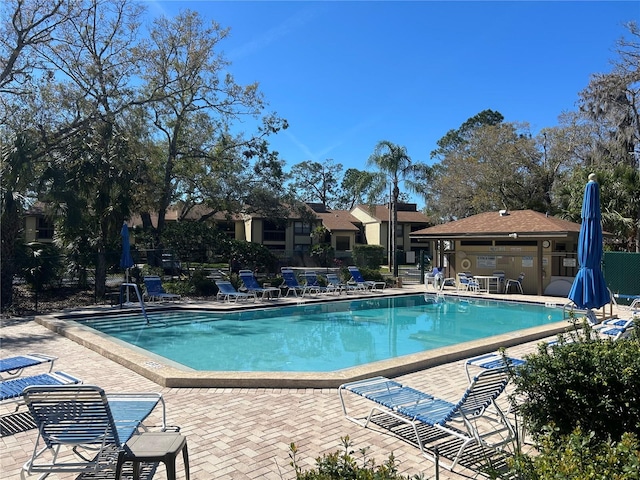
left=217, top=221, right=235, bottom=238
left=395, top=224, right=403, bottom=237
left=335, top=236, right=350, bottom=251
left=37, top=217, right=54, bottom=240
left=294, top=221, right=311, bottom=235
left=263, top=220, right=286, bottom=242
left=294, top=244, right=310, bottom=254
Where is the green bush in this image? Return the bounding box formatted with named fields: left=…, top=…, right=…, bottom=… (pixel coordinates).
left=189, top=269, right=216, bottom=296
left=161, top=279, right=193, bottom=296
left=310, top=243, right=335, bottom=267
left=352, top=245, right=385, bottom=269
left=512, top=322, right=640, bottom=445
left=356, top=266, right=386, bottom=283
left=509, top=428, right=640, bottom=479
left=17, top=242, right=64, bottom=290
left=289, top=437, right=425, bottom=480
left=229, top=240, right=279, bottom=273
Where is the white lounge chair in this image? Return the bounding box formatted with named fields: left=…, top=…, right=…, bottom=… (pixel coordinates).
left=325, top=272, right=358, bottom=295
left=143, top=276, right=181, bottom=302
left=215, top=280, right=257, bottom=303
left=21, top=384, right=166, bottom=479
left=0, top=353, right=57, bottom=380
left=347, top=266, right=385, bottom=291
left=339, top=368, right=515, bottom=471
left=281, top=268, right=319, bottom=297
left=238, top=270, right=281, bottom=299
left=0, top=371, right=82, bottom=408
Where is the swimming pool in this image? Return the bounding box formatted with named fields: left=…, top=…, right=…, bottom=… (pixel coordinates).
left=74, top=295, right=564, bottom=373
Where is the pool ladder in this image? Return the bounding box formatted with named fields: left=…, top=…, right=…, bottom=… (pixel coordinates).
left=119, top=283, right=150, bottom=324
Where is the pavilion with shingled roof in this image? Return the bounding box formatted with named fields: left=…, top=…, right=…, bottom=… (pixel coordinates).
left=410, top=209, right=589, bottom=295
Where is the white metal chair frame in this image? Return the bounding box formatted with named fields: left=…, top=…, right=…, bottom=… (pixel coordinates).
left=339, top=368, right=516, bottom=471
left=505, top=273, right=525, bottom=294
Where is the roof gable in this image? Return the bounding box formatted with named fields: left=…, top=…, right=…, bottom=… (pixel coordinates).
left=316, top=210, right=360, bottom=232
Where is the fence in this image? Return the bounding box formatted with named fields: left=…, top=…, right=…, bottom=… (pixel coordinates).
left=603, top=251, right=640, bottom=300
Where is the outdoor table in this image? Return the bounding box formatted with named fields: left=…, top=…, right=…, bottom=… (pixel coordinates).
left=473, top=275, right=501, bottom=294
left=116, top=431, right=190, bottom=480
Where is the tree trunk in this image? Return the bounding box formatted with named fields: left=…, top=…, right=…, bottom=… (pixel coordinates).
left=392, top=182, right=400, bottom=277
left=0, top=195, right=19, bottom=311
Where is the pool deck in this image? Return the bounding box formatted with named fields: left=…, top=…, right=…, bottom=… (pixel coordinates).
left=1, top=286, right=624, bottom=479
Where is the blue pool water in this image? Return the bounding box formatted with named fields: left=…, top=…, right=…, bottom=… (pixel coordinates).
left=78, top=295, right=564, bottom=372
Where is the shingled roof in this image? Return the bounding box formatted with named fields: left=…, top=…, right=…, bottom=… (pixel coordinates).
left=411, top=210, right=583, bottom=238
left=315, top=210, right=360, bottom=232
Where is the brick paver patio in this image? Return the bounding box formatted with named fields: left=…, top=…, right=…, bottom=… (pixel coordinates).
left=2, top=289, right=618, bottom=479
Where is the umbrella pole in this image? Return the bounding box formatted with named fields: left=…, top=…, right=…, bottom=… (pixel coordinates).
left=126, top=268, right=130, bottom=303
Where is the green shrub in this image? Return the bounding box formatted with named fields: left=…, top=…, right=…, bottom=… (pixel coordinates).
left=289, top=437, right=426, bottom=480
left=161, top=279, right=193, bottom=296
left=17, top=242, right=64, bottom=290
left=229, top=240, right=279, bottom=273
left=508, top=428, right=640, bottom=479
left=512, top=322, right=640, bottom=445
left=189, top=269, right=216, bottom=296
left=356, top=266, right=385, bottom=283
left=352, top=245, right=385, bottom=269
left=310, top=243, right=335, bottom=267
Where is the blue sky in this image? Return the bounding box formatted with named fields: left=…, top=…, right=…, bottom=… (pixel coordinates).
left=143, top=1, right=638, bottom=204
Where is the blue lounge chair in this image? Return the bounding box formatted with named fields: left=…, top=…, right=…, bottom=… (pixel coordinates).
left=215, top=280, right=257, bottom=303
left=143, top=276, right=181, bottom=302
left=0, top=371, right=81, bottom=407
left=339, top=368, right=515, bottom=471
left=21, top=384, right=166, bottom=478
left=239, top=270, right=281, bottom=299
left=302, top=271, right=330, bottom=295
left=464, top=352, right=526, bottom=381
left=594, top=318, right=635, bottom=340
left=325, top=272, right=358, bottom=295
left=0, top=353, right=57, bottom=380
left=281, top=268, right=319, bottom=297
left=347, top=266, right=385, bottom=291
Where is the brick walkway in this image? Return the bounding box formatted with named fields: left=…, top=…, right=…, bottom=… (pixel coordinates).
left=1, top=291, right=620, bottom=480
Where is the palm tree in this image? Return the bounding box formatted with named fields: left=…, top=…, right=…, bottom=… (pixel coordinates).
left=367, top=140, right=425, bottom=277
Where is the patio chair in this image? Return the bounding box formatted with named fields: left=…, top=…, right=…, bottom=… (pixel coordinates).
left=238, top=270, right=281, bottom=299
left=464, top=352, right=526, bottom=381
left=347, top=266, right=385, bottom=291
left=143, top=276, right=181, bottom=302
left=325, top=272, right=358, bottom=295
left=215, top=280, right=257, bottom=303
left=505, top=272, right=525, bottom=294
left=492, top=270, right=506, bottom=293
left=339, top=367, right=515, bottom=471
left=1, top=371, right=82, bottom=408
left=0, top=353, right=57, bottom=380
left=281, top=268, right=319, bottom=297
left=20, top=384, right=166, bottom=479
left=594, top=318, right=635, bottom=340
left=457, top=273, right=479, bottom=292
left=302, top=271, right=330, bottom=295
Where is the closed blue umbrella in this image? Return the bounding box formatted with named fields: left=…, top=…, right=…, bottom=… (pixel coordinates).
left=120, top=223, right=134, bottom=281
left=568, top=174, right=610, bottom=310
